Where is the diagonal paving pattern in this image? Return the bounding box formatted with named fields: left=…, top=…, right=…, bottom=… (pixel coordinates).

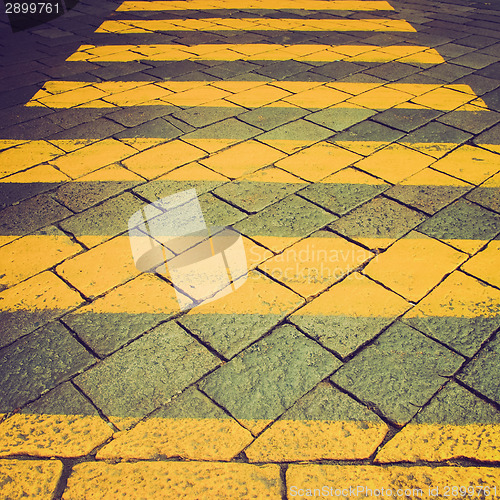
left=0, top=0, right=500, bottom=497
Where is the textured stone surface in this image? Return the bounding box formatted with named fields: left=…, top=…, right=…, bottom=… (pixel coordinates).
left=331, top=321, right=464, bottom=424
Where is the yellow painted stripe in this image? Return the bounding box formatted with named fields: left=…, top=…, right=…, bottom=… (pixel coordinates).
left=26, top=81, right=483, bottom=110
left=96, top=18, right=414, bottom=33
left=65, top=41, right=440, bottom=63
left=117, top=0, right=395, bottom=11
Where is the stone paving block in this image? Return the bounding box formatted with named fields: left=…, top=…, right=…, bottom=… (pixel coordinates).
left=59, top=192, right=147, bottom=248
left=482, top=87, right=500, bottom=112
left=364, top=231, right=467, bottom=302
left=417, top=198, right=500, bottom=254
left=233, top=194, right=336, bottom=253
left=50, top=138, right=137, bottom=178
left=0, top=193, right=72, bottom=238
left=372, top=105, right=443, bottom=132
left=454, top=74, right=500, bottom=95
left=107, top=104, right=177, bottom=128
left=57, top=235, right=140, bottom=298
left=458, top=334, right=500, bottom=405
left=123, top=139, right=207, bottom=179
left=276, top=142, right=362, bottom=182
left=291, top=273, right=409, bottom=358
left=0, top=225, right=83, bottom=289
left=346, top=86, right=414, bottom=109
left=214, top=167, right=306, bottom=212
left=376, top=381, right=500, bottom=463
left=300, top=168, right=388, bottom=215
left=200, top=140, right=286, bottom=179
left=0, top=459, right=63, bottom=500
left=466, top=171, right=500, bottom=213
left=64, top=274, right=179, bottom=357
left=330, top=196, right=426, bottom=250
left=179, top=271, right=303, bottom=359
left=331, top=321, right=464, bottom=425
left=306, top=104, right=376, bottom=132
left=257, top=119, right=333, bottom=154
left=173, top=104, right=244, bottom=128
left=114, top=117, right=183, bottom=140
left=364, top=61, right=421, bottom=81
left=399, top=122, right=472, bottom=158
left=462, top=238, right=500, bottom=288
left=331, top=121, right=405, bottom=155
left=385, top=168, right=472, bottom=215
left=63, top=462, right=281, bottom=500
left=0, top=321, right=96, bottom=413
left=224, top=84, right=290, bottom=108
left=282, top=85, right=351, bottom=110
left=0, top=140, right=62, bottom=176
left=260, top=231, right=371, bottom=298
left=437, top=104, right=500, bottom=134
left=196, top=192, right=247, bottom=227
left=74, top=321, right=219, bottom=422
left=183, top=118, right=261, bottom=153
left=431, top=145, right=500, bottom=184
left=199, top=324, right=341, bottom=434
left=0, top=271, right=84, bottom=349
left=474, top=123, right=500, bottom=154
left=403, top=271, right=500, bottom=357
left=246, top=382, right=388, bottom=462
left=411, top=86, right=476, bottom=110
left=97, top=386, right=253, bottom=461
left=239, top=104, right=307, bottom=131
left=50, top=117, right=126, bottom=141
left=0, top=382, right=113, bottom=458
left=287, top=464, right=500, bottom=500
left=311, top=60, right=364, bottom=79
left=421, top=62, right=475, bottom=82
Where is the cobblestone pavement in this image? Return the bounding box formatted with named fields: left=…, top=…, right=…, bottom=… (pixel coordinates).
left=0, top=0, right=500, bottom=498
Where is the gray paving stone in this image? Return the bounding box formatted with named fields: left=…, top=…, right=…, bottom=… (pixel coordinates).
left=311, top=61, right=365, bottom=79
left=203, top=61, right=260, bottom=79
left=74, top=321, right=219, bottom=419
left=437, top=107, right=500, bottom=134
left=107, top=106, right=178, bottom=128
left=473, top=122, right=500, bottom=148
left=329, top=197, right=427, bottom=249
left=182, top=118, right=260, bottom=145
left=417, top=198, right=500, bottom=253
left=239, top=106, right=307, bottom=131
left=49, top=118, right=126, bottom=141
left=256, top=60, right=312, bottom=79
left=476, top=62, right=500, bottom=80
left=420, top=62, right=475, bottom=82
left=364, top=61, right=421, bottom=81
left=90, top=62, right=154, bottom=80
left=115, top=118, right=182, bottom=140
left=331, top=322, right=464, bottom=425
left=173, top=106, right=244, bottom=128
left=199, top=324, right=341, bottom=432
left=466, top=181, right=500, bottom=214
left=0, top=322, right=96, bottom=412
left=198, top=192, right=247, bottom=227
left=481, top=87, right=500, bottom=112
left=372, top=107, right=443, bottom=132
left=257, top=120, right=333, bottom=146
left=454, top=74, right=500, bottom=95
left=306, top=107, right=376, bottom=132
left=458, top=334, right=500, bottom=405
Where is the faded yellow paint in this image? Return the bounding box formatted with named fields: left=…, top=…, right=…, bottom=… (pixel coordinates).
left=200, top=141, right=286, bottom=178
left=376, top=423, right=500, bottom=462
left=293, top=272, right=409, bottom=317
left=287, top=464, right=500, bottom=499
left=225, top=85, right=291, bottom=108
left=187, top=270, right=303, bottom=315
left=56, top=236, right=140, bottom=298
left=0, top=460, right=63, bottom=500
left=0, top=139, right=28, bottom=151
left=347, top=86, right=414, bottom=109
left=399, top=49, right=448, bottom=65
left=283, top=86, right=350, bottom=109
left=63, top=462, right=281, bottom=500
left=0, top=163, right=70, bottom=183
left=97, top=417, right=253, bottom=461
left=275, top=142, right=362, bottom=180
left=398, top=140, right=463, bottom=159
left=396, top=167, right=472, bottom=187
left=364, top=231, right=467, bottom=302
left=0, top=271, right=83, bottom=313
left=0, top=414, right=113, bottom=458
left=431, top=145, right=500, bottom=184
left=259, top=235, right=371, bottom=297
left=0, top=140, right=63, bottom=177
left=246, top=420, right=388, bottom=462
left=0, top=233, right=83, bottom=289
left=103, top=84, right=172, bottom=106
left=462, top=240, right=500, bottom=288
left=118, top=0, right=394, bottom=11
left=50, top=139, right=137, bottom=178
left=353, top=143, right=435, bottom=183
left=28, top=85, right=108, bottom=107
left=241, top=236, right=274, bottom=269
left=123, top=139, right=206, bottom=179
left=163, top=86, right=231, bottom=106
left=76, top=162, right=144, bottom=182
left=412, top=87, right=478, bottom=111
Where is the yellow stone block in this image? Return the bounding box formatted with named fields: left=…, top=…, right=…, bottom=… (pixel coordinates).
left=0, top=163, right=70, bottom=183
left=412, top=87, right=476, bottom=110
left=226, top=85, right=291, bottom=108
left=462, top=240, right=500, bottom=288
left=0, top=140, right=63, bottom=176
left=347, top=86, right=414, bottom=109
left=284, top=86, right=351, bottom=110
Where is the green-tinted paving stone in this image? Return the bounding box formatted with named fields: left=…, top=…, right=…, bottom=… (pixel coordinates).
left=114, top=118, right=183, bottom=140
left=213, top=171, right=305, bottom=213
left=329, top=196, right=427, bottom=250
left=233, top=194, right=336, bottom=253
left=59, top=192, right=148, bottom=247
left=399, top=122, right=472, bottom=158
left=299, top=168, right=389, bottom=215
left=331, top=321, right=464, bottom=425
left=0, top=322, right=96, bottom=413
left=458, top=335, right=500, bottom=405
left=173, top=106, right=245, bottom=128
left=198, top=192, right=247, bottom=227
left=385, top=169, right=472, bottom=215
left=305, top=106, right=376, bottom=132
left=402, top=271, right=500, bottom=358
left=371, top=107, right=443, bottom=133
left=239, top=106, right=307, bottom=131
left=330, top=121, right=405, bottom=155
left=199, top=324, right=341, bottom=434
left=466, top=172, right=500, bottom=214
left=473, top=122, right=500, bottom=151
left=74, top=321, right=219, bottom=420
left=417, top=198, right=500, bottom=253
